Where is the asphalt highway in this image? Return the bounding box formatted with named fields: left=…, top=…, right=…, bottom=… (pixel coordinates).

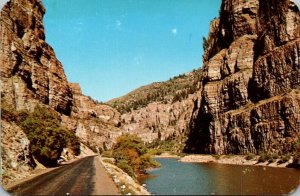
left=7, top=156, right=119, bottom=195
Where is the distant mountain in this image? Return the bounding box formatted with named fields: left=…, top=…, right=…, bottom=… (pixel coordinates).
left=107, top=69, right=202, bottom=113
left=106, top=69, right=202, bottom=152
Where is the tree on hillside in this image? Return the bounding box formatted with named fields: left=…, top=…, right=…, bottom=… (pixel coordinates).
left=20, top=106, right=80, bottom=166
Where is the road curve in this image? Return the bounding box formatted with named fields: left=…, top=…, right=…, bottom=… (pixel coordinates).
left=6, top=156, right=120, bottom=195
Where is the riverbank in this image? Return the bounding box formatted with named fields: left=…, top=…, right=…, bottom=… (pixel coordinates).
left=154, top=152, right=180, bottom=158
left=180, top=154, right=294, bottom=168
left=100, top=157, right=150, bottom=195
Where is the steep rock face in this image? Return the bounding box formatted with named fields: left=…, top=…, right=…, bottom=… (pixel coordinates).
left=204, top=0, right=258, bottom=62
left=0, top=0, right=73, bottom=185
left=110, top=70, right=202, bottom=151
left=0, top=0, right=122, bottom=185
left=62, top=83, right=122, bottom=151
left=1, top=120, right=36, bottom=185
left=186, top=0, right=300, bottom=155
left=69, top=83, right=121, bottom=127
left=121, top=94, right=196, bottom=150
left=0, top=0, right=73, bottom=114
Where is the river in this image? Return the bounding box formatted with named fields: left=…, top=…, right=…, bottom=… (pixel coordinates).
left=139, top=158, right=300, bottom=195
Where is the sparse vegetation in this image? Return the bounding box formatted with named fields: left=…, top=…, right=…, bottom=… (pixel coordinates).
left=279, top=154, right=291, bottom=164
left=146, top=133, right=187, bottom=154
left=258, top=152, right=268, bottom=163
left=202, top=36, right=209, bottom=51
left=107, top=69, right=202, bottom=113
left=213, top=154, right=221, bottom=160
left=245, top=153, right=255, bottom=160
left=147, top=138, right=177, bottom=153
left=291, top=141, right=300, bottom=166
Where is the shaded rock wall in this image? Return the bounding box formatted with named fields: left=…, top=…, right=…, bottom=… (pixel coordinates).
left=185, top=0, right=300, bottom=155
left=0, top=0, right=72, bottom=115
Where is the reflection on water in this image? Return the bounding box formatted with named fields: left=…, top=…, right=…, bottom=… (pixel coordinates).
left=139, top=158, right=300, bottom=195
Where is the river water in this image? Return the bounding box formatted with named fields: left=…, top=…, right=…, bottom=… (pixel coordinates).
left=139, top=158, right=300, bottom=195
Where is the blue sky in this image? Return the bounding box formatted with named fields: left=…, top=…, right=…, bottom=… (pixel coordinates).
left=42, top=0, right=221, bottom=102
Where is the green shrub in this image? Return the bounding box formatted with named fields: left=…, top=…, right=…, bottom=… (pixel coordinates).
left=282, top=154, right=291, bottom=162
left=245, top=154, right=255, bottom=160
left=102, top=150, right=113, bottom=158
left=20, top=106, right=80, bottom=166
left=258, top=153, right=267, bottom=163
left=111, top=134, right=160, bottom=178
left=147, top=148, right=163, bottom=155
left=273, top=154, right=279, bottom=159
left=266, top=154, right=273, bottom=162
left=117, top=160, right=135, bottom=177
left=268, top=156, right=275, bottom=163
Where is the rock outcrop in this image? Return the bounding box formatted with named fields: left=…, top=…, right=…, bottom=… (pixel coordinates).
left=0, top=0, right=72, bottom=115
left=62, top=83, right=122, bottom=152
left=109, top=70, right=202, bottom=151
left=185, top=0, right=300, bottom=155
left=1, top=120, right=36, bottom=185
left=0, top=0, right=122, bottom=185
left=121, top=94, right=196, bottom=151
left=0, top=0, right=73, bottom=185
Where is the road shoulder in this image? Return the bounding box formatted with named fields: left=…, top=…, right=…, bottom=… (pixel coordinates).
left=92, top=156, right=120, bottom=195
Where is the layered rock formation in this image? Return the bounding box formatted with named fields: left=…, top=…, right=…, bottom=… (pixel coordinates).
left=185, top=0, right=300, bottom=155
left=109, top=70, right=202, bottom=151
left=0, top=0, right=122, bottom=184
left=121, top=94, right=196, bottom=150
left=1, top=0, right=72, bottom=114
left=62, top=83, right=122, bottom=152
left=0, top=0, right=71, bottom=184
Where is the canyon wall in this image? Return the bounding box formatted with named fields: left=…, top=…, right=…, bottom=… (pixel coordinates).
left=0, top=0, right=122, bottom=184
left=121, top=93, right=196, bottom=151
left=185, top=0, right=300, bottom=155
left=1, top=0, right=72, bottom=114
left=109, top=70, right=202, bottom=152
left=62, top=83, right=122, bottom=152
left=0, top=0, right=72, bottom=184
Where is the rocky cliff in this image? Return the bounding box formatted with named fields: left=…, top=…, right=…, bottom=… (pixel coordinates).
left=109, top=70, right=202, bottom=152
left=185, top=0, right=300, bottom=155
left=0, top=0, right=72, bottom=184
left=0, top=0, right=122, bottom=185
left=62, top=83, right=122, bottom=152
left=1, top=0, right=72, bottom=115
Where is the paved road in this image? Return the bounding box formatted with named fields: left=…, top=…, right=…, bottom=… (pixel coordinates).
left=7, top=156, right=120, bottom=195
